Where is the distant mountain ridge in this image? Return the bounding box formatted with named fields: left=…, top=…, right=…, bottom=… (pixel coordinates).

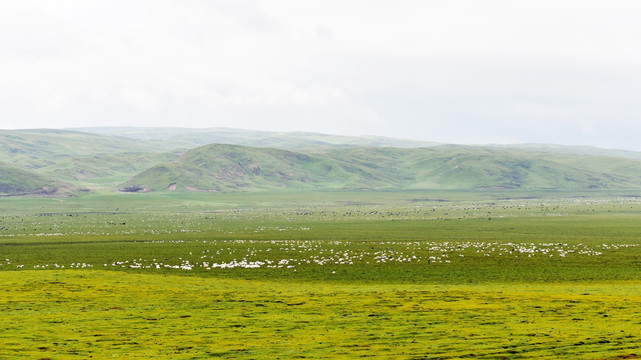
left=70, top=126, right=440, bottom=150
left=0, top=128, right=167, bottom=169
left=1, top=127, right=641, bottom=196
left=72, top=127, right=641, bottom=159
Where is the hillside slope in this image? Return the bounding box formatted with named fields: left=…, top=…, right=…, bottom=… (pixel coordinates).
left=3, top=128, right=641, bottom=195
left=39, top=152, right=179, bottom=188
left=74, top=127, right=641, bottom=160
left=124, top=144, right=367, bottom=192
left=0, top=163, right=77, bottom=196
left=0, top=129, right=168, bottom=169
left=124, top=145, right=641, bottom=192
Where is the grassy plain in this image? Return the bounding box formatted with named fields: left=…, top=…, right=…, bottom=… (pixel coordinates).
left=3, top=271, right=641, bottom=359
left=2, top=190, right=641, bottom=358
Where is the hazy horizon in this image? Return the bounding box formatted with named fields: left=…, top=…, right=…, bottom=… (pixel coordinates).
left=2, top=1, right=641, bottom=151
left=1, top=125, right=638, bottom=153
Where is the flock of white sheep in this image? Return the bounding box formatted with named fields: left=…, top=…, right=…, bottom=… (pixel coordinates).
left=2, top=239, right=634, bottom=271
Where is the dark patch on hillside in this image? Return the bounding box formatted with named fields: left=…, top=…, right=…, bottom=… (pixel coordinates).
left=120, top=186, right=150, bottom=193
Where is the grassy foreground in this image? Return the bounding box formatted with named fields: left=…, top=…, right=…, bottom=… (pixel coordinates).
left=2, top=270, right=641, bottom=359
left=2, top=191, right=641, bottom=358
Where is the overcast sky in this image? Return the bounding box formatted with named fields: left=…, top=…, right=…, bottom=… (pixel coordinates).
left=1, top=1, right=641, bottom=150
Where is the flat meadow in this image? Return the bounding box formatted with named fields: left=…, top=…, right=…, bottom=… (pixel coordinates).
left=2, top=190, right=641, bottom=359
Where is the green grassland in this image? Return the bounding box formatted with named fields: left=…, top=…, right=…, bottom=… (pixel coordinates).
left=2, top=191, right=641, bottom=358
left=3, top=128, right=641, bottom=358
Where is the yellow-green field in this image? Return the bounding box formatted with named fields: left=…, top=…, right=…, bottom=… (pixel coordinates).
left=2, top=192, right=641, bottom=358
left=2, top=270, right=641, bottom=359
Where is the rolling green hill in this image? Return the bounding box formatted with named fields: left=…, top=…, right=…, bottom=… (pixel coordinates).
left=73, top=127, right=641, bottom=160
left=123, top=144, right=362, bottom=192
left=0, top=129, right=180, bottom=193
left=0, top=163, right=77, bottom=197
left=396, top=146, right=641, bottom=190
left=498, top=143, right=641, bottom=160
left=124, top=144, right=641, bottom=192
left=0, top=129, right=168, bottom=169
left=39, top=152, right=180, bottom=190
left=2, top=127, right=641, bottom=195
